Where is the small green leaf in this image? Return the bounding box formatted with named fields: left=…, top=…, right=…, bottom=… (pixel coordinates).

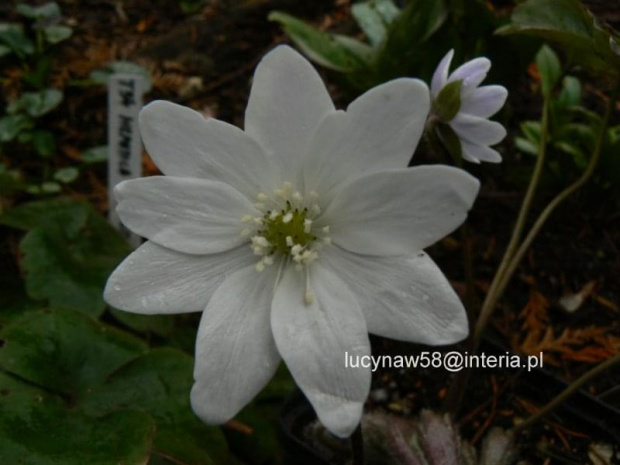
left=43, top=24, right=72, bottom=44
left=351, top=0, right=400, bottom=46
left=0, top=23, right=34, bottom=57
left=89, top=61, right=153, bottom=93
left=0, top=114, right=32, bottom=142
left=269, top=11, right=372, bottom=73
left=32, top=129, right=56, bottom=158
left=82, top=145, right=108, bottom=163
left=40, top=181, right=61, bottom=193
left=515, top=137, right=539, bottom=155
left=557, top=75, right=581, bottom=107
left=0, top=309, right=147, bottom=395
left=433, top=79, right=462, bottom=123
left=536, top=44, right=561, bottom=98
left=53, top=167, right=79, bottom=184
left=14, top=89, right=64, bottom=118
left=16, top=2, right=61, bottom=20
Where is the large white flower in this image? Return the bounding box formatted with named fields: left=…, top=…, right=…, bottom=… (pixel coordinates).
left=104, top=45, right=479, bottom=438
left=431, top=49, right=508, bottom=164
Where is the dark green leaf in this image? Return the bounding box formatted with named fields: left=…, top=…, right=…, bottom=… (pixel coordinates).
left=351, top=0, right=400, bottom=46
left=82, top=348, right=234, bottom=465
left=0, top=114, right=32, bottom=142
left=16, top=2, right=61, bottom=20
left=110, top=308, right=175, bottom=337
left=43, top=24, right=72, bottom=44
left=0, top=197, right=89, bottom=233
left=10, top=89, right=63, bottom=118
left=269, top=11, right=372, bottom=72
left=536, top=44, right=561, bottom=97
left=82, top=145, right=108, bottom=163
left=22, top=55, right=53, bottom=89
left=0, top=309, right=147, bottom=396
left=32, top=129, right=56, bottom=158
left=0, top=23, right=34, bottom=57
left=433, top=79, right=462, bottom=123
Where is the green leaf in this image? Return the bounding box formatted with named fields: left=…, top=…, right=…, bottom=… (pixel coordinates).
left=0, top=309, right=147, bottom=396
left=536, top=44, right=561, bottom=98
left=32, top=129, right=56, bottom=158
left=0, top=198, right=131, bottom=315
left=53, top=167, right=79, bottom=184
left=351, top=0, right=400, bottom=46
left=557, top=75, right=581, bottom=106
left=10, top=89, right=63, bottom=118
left=0, top=114, right=32, bottom=142
left=515, top=136, right=539, bottom=155
left=89, top=61, right=153, bottom=93
left=43, top=24, right=72, bottom=44
left=497, top=0, right=620, bottom=79
left=0, top=392, right=155, bottom=465
left=269, top=11, right=372, bottom=72
left=0, top=23, right=34, bottom=57
left=22, top=55, right=53, bottom=89
left=110, top=308, right=175, bottom=337
left=521, top=120, right=542, bottom=143
left=16, top=2, right=61, bottom=20
left=0, top=44, right=11, bottom=57
left=433, top=79, right=462, bottom=123
left=82, top=348, right=234, bottom=465
left=81, top=145, right=108, bottom=163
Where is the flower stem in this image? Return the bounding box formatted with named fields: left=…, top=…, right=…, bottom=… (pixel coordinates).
left=488, top=80, right=619, bottom=309
left=351, top=424, right=365, bottom=465
left=472, top=99, right=551, bottom=349
left=514, top=353, right=620, bottom=432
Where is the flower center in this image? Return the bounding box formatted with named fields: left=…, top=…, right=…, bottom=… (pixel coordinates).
left=240, top=182, right=331, bottom=304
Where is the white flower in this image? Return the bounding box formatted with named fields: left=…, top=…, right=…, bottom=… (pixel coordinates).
left=104, top=45, right=479, bottom=438
left=431, top=49, right=508, bottom=164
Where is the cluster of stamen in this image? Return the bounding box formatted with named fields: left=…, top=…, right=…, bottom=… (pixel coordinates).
left=240, top=182, right=331, bottom=304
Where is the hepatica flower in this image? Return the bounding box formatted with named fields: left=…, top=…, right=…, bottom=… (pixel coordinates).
left=431, top=49, right=508, bottom=163
left=104, top=46, right=479, bottom=438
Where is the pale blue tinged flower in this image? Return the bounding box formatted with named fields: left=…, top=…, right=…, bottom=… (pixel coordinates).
left=431, top=49, right=508, bottom=163
left=104, top=45, right=479, bottom=438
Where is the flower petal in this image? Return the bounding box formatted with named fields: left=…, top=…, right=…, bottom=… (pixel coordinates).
left=431, top=49, right=454, bottom=96
left=104, top=242, right=255, bottom=314
left=448, top=57, right=491, bottom=95
left=460, top=85, right=507, bottom=119
left=191, top=264, right=281, bottom=424
left=139, top=101, right=276, bottom=199
left=244, top=45, right=335, bottom=182
left=321, top=247, right=468, bottom=345
left=116, top=176, right=256, bottom=254
left=450, top=113, right=507, bottom=146
left=271, top=263, right=371, bottom=438
left=323, top=166, right=480, bottom=256
left=461, top=139, right=502, bottom=163
left=303, top=78, right=430, bottom=198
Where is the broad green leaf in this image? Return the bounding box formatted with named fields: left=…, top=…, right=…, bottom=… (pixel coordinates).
left=89, top=61, right=153, bottom=93
left=53, top=167, right=79, bottom=184
left=0, top=23, right=34, bottom=57
left=0, top=114, right=32, bottom=142
left=0, top=392, right=155, bottom=465
left=433, top=79, right=462, bottom=123
left=110, top=308, right=175, bottom=337
left=32, top=129, right=56, bottom=158
left=269, top=11, right=372, bottom=72
left=16, top=2, right=61, bottom=20
left=82, top=348, right=234, bottom=465
left=351, top=0, right=400, bottom=46
left=43, top=24, right=72, bottom=44
left=535, top=45, right=561, bottom=98
left=497, top=0, right=620, bottom=79
left=82, top=145, right=108, bottom=163
left=0, top=198, right=131, bottom=315
left=0, top=309, right=147, bottom=396
left=10, top=89, right=64, bottom=118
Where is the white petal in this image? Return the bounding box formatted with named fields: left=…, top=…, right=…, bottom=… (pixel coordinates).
left=271, top=264, right=371, bottom=438
left=461, top=139, right=502, bottom=163
left=191, top=265, right=281, bottom=424
left=460, top=85, right=508, bottom=119
left=323, top=167, right=480, bottom=256
left=431, top=49, right=454, bottom=96
left=116, top=176, right=256, bottom=255
left=448, top=57, right=491, bottom=95
left=139, top=101, right=276, bottom=199
left=450, top=113, right=507, bottom=146
left=321, top=247, right=468, bottom=345
left=302, top=78, right=430, bottom=198
left=244, top=45, right=335, bottom=182
left=104, top=242, right=255, bottom=314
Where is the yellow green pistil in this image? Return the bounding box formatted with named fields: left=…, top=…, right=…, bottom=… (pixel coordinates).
left=239, top=182, right=332, bottom=304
